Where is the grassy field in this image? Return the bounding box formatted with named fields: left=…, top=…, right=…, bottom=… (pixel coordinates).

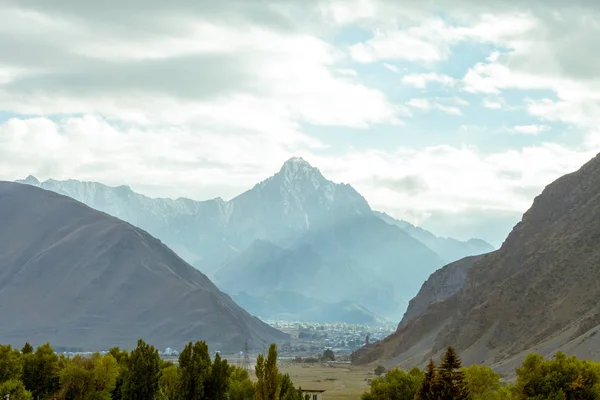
left=278, top=362, right=374, bottom=400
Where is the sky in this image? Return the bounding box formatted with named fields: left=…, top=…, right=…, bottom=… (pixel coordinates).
left=1, top=0, right=600, bottom=246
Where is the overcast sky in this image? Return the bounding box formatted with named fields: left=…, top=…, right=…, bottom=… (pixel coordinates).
left=1, top=0, right=599, bottom=246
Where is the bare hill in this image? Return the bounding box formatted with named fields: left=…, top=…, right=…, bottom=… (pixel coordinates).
left=353, top=153, right=600, bottom=370
left=0, top=182, right=286, bottom=351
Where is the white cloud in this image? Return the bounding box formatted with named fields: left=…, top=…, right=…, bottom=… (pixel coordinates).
left=511, top=124, right=550, bottom=135
left=406, top=98, right=462, bottom=115
left=401, top=72, right=457, bottom=88
left=483, top=99, right=503, bottom=109
left=383, top=63, right=400, bottom=73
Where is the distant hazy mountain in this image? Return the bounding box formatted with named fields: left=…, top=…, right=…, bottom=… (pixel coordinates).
left=17, top=157, right=493, bottom=321
left=0, top=182, right=286, bottom=351
left=353, top=152, right=600, bottom=372
left=232, top=291, right=387, bottom=325
left=17, top=158, right=371, bottom=274
left=373, top=211, right=494, bottom=263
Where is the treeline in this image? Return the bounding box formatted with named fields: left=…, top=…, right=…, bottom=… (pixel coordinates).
left=362, top=346, right=600, bottom=399
left=0, top=340, right=309, bottom=400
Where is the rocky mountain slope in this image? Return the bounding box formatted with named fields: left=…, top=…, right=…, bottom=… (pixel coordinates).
left=397, top=255, right=484, bottom=330
left=0, top=182, right=286, bottom=351
left=352, top=153, right=600, bottom=371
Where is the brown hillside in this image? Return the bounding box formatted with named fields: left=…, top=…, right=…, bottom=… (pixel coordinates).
left=355, top=153, right=600, bottom=369
left=0, top=182, right=287, bottom=351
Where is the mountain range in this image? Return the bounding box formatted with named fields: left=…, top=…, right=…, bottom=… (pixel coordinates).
left=353, top=152, right=600, bottom=373
left=0, top=182, right=286, bottom=352
left=17, top=157, right=494, bottom=321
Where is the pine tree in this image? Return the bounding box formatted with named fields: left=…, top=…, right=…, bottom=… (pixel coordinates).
left=415, top=359, right=436, bottom=400
left=434, top=346, right=468, bottom=400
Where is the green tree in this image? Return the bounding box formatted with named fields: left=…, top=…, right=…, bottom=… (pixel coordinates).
left=178, top=341, right=212, bottom=400
left=434, top=346, right=468, bottom=400
left=0, top=344, right=22, bottom=383
left=158, top=364, right=179, bottom=400
left=0, top=379, right=33, bottom=400
left=374, top=365, right=386, bottom=377
left=463, top=364, right=504, bottom=399
left=513, top=352, right=600, bottom=399
left=228, top=366, right=255, bottom=400
left=122, top=339, right=160, bottom=400
left=256, top=344, right=281, bottom=400
left=321, top=349, right=335, bottom=362
left=361, top=367, right=423, bottom=400
left=415, top=359, right=436, bottom=400
left=58, top=353, right=119, bottom=400
left=21, top=343, right=33, bottom=355
left=21, top=343, right=60, bottom=400
left=108, top=347, right=129, bottom=400
left=206, top=353, right=230, bottom=400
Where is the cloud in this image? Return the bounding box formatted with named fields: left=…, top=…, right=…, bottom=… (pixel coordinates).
left=383, top=63, right=401, bottom=73
left=483, top=98, right=503, bottom=109
left=511, top=124, right=550, bottom=135
left=0, top=4, right=402, bottom=130
left=2, top=0, right=600, bottom=245
left=372, top=175, right=429, bottom=195
left=406, top=98, right=462, bottom=115
left=401, top=73, right=457, bottom=88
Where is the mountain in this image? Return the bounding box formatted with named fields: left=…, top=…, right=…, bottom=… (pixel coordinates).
left=17, top=159, right=491, bottom=274
left=232, top=291, right=386, bottom=325
left=373, top=211, right=494, bottom=263
left=214, top=215, right=441, bottom=318
left=16, top=157, right=493, bottom=321
left=397, top=255, right=484, bottom=330
left=353, top=153, right=600, bottom=372
left=0, top=182, right=286, bottom=352
left=16, top=158, right=371, bottom=275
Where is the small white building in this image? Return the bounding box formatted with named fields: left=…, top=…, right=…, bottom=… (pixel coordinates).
left=301, top=389, right=326, bottom=400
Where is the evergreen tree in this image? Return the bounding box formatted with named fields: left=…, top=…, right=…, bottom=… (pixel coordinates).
left=434, top=346, right=468, bottom=400
left=21, top=343, right=33, bottom=355
left=122, top=339, right=160, bottom=400
left=415, top=359, right=436, bottom=400
left=178, top=341, right=212, bottom=400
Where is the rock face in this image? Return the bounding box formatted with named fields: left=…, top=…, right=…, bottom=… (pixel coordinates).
left=397, top=255, right=484, bottom=330
left=0, top=182, right=287, bottom=351
left=353, top=153, right=600, bottom=370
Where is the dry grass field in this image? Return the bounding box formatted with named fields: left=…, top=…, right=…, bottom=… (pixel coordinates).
left=278, top=362, right=374, bottom=400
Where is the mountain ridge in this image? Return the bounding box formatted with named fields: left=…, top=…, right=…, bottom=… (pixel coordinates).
left=0, top=181, right=286, bottom=351
left=17, top=158, right=493, bottom=270
left=352, top=152, right=600, bottom=371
